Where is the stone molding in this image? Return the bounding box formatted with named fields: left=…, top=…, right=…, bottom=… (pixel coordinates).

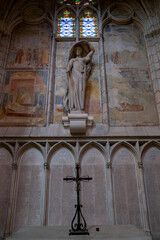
left=0, top=139, right=159, bottom=161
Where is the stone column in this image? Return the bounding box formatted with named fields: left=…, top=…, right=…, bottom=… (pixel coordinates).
left=43, top=162, right=50, bottom=225
left=105, top=141, right=114, bottom=224
left=42, top=141, right=49, bottom=226
left=4, top=161, right=18, bottom=238
left=0, top=32, right=10, bottom=101
left=76, top=6, right=79, bottom=42
left=47, top=30, right=56, bottom=124
left=145, top=22, right=160, bottom=123
left=99, top=26, right=109, bottom=127
left=136, top=142, right=150, bottom=233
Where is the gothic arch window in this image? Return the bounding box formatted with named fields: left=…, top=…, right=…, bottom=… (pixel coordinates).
left=80, top=9, right=98, bottom=37
left=57, top=10, right=75, bottom=37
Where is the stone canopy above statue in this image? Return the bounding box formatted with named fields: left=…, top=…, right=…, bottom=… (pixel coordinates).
left=62, top=41, right=95, bottom=133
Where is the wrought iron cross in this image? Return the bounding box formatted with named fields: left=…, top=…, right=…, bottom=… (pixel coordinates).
left=63, top=163, right=92, bottom=235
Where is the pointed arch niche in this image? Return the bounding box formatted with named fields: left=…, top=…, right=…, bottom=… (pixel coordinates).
left=0, top=147, right=12, bottom=238
left=48, top=145, right=75, bottom=226
left=13, top=146, right=44, bottom=232
left=142, top=144, right=160, bottom=239
left=80, top=144, right=108, bottom=225
left=103, top=21, right=158, bottom=126
left=111, top=145, right=141, bottom=228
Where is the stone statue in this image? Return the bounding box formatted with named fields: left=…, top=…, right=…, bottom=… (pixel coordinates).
left=63, top=41, right=95, bottom=113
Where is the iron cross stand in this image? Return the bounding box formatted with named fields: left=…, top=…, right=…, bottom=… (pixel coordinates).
left=63, top=163, right=92, bottom=235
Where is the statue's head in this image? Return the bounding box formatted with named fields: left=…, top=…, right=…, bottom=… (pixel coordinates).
left=75, top=46, right=82, bottom=57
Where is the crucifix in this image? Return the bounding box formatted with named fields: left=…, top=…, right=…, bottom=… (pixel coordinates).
left=63, top=163, right=92, bottom=235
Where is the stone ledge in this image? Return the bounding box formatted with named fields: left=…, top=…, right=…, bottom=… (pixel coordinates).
left=6, top=225, right=151, bottom=240
left=0, top=125, right=159, bottom=138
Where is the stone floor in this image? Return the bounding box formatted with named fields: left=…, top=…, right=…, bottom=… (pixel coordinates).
left=6, top=225, right=152, bottom=240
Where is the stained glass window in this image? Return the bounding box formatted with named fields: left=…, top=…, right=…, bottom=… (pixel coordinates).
left=80, top=10, right=97, bottom=37
left=75, top=0, right=81, bottom=4
left=58, top=0, right=96, bottom=6
left=58, top=10, right=75, bottom=37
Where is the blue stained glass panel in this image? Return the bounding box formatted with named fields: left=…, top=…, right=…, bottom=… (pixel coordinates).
left=59, top=18, right=74, bottom=37
left=82, top=18, right=96, bottom=37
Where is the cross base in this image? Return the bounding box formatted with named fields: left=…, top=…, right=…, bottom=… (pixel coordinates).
left=69, top=230, right=89, bottom=235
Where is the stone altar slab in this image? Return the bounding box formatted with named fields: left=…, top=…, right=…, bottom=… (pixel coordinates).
left=7, top=225, right=151, bottom=240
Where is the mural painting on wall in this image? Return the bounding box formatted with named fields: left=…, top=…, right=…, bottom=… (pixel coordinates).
left=54, top=41, right=101, bottom=122
left=0, top=22, right=51, bottom=125
left=0, top=71, right=48, bottom=125
left=104, top=23, right=158, bottom=125
left=7, top=23, right=51, bottom=68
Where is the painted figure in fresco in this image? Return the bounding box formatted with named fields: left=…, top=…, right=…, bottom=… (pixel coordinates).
left=63, top=41, right=95, bottom=112
left=15, top=49, right=24, bottom=64
left=41, top=49, right=50, bottom=66
left=25, top=48, right=32, bottom=65
left=33, top=48, right=40, bottom=66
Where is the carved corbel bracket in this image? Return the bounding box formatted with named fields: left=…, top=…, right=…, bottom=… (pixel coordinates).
left=62, top=112, right=94, bottom=134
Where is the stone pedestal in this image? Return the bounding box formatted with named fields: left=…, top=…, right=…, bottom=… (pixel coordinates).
left=62, top=111, right=94, bottom=134
left=6, top=225, right=151, bottom=240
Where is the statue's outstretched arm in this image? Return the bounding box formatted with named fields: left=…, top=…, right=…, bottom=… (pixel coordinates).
left=84, top=46, right=95, bottom=63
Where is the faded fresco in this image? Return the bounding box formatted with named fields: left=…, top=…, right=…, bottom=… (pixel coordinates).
left=7, top=23, right=51, bottom=68
left=54, top=41, right=101, bottom=122
left=0, top=71, right=48, bottom=125
left=104, top=23, right=158, bottom=125
left=0, top=22, right=51, bottom=125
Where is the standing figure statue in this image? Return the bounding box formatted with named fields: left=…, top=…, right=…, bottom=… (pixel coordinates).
left=63, top=41, right=95, bottom=113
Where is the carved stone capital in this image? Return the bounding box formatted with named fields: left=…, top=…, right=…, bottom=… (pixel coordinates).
left=44, top=162, right=49, bottom=170
left=107, top=162, right=112, bottom=168
left=12, top=162, right=18, bottom=169
left=138, top=161, right=143, bottom=168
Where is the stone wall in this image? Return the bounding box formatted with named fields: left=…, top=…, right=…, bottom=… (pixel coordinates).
left=0, top=0, right=159, bottom=129
left=0, top=139, right=159, bottom=239
left=0, top=23, right=52, bottom=126
left=0, top=1, right=160, bottom=240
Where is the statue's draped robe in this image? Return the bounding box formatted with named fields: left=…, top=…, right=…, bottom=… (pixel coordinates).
left=66, top=53, right=92, bottom=112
